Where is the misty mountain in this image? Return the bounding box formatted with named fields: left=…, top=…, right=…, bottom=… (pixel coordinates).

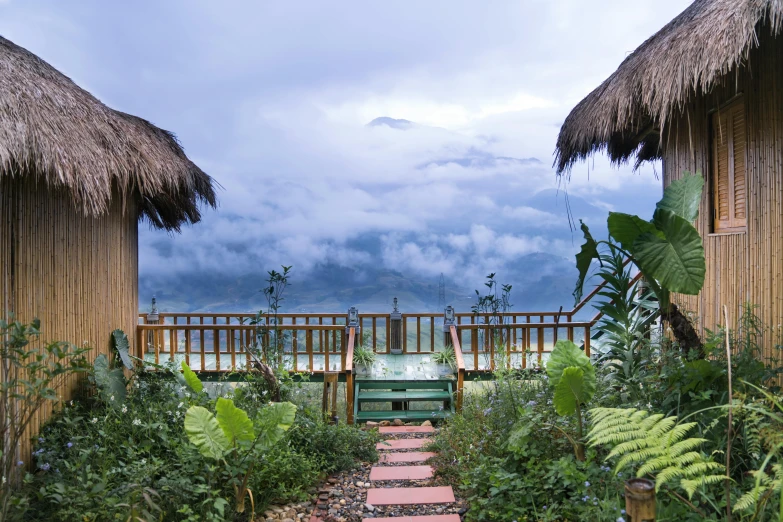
left=139, top=252, right=581, bottom=316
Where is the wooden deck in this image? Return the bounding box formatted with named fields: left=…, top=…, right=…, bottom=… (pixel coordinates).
left=135, top=291, right=617, bottom=422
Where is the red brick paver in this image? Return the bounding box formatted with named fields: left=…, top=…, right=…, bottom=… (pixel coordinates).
left=376, top=438, right=432, bottom=450
left=379, top=451, right=436, bottom=463
left=369, top=465, right=434, bottom=481
left=362, top=515, right=460, bottom=522
left=366, top=486, right=455, bottom=505
left=379, top=425, right=435, bottom=434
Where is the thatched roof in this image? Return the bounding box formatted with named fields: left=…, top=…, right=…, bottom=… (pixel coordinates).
left=554, top=0, right=783, bottom=175
left=0, top=35, right=216, bottom=230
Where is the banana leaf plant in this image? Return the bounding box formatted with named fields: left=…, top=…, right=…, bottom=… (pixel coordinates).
left=574, top=173, right=706, bottom=356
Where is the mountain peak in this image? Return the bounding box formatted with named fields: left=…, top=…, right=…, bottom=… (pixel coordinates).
left=367, top=117, right=415, bottom=130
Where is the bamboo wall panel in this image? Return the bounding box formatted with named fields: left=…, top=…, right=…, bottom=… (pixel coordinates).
left=0, top=176, right=139, bottom=462
left=662, top=29, right=783, bottom=365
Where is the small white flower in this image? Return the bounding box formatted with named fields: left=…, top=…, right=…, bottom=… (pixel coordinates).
left=140, top=459, right=146, bottom=465
left=91, top=418, right=98, bottom=424
left=132, top=418, right=141, bottom=426
left=121, top=405, right=128, bottom=414
left=184, top=392, right=191, bottom=398
left=177, top=402, right=184, bottom=409
left=110, top=395, right=115, bottom=402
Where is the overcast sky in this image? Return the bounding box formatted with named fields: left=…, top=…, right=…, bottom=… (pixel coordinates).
left=0, top=0, right=692, bottom=288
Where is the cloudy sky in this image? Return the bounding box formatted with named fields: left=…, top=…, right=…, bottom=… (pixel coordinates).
left=1, top=0, right=692, bottom=291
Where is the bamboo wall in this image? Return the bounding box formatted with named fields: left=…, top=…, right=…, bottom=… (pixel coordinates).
left=662, top=28, right=783, bottom=362
left=0, top=176, right=138, bottom=462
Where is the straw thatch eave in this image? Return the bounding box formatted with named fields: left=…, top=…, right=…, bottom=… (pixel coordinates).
left=554, top=0, right=783, bottom=176
left=0, top=35, right=216, bottom=231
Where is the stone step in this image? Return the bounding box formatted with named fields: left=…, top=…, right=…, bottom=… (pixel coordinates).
left=362, top=515, right=460, bottom=522
left=379, top=451, right=436, bottom=464
left=366, top=486, right=455, bottom=506
left=378, top=425, right=435, bottom=434
left=369, top=465, right=433, bottom=481
left=376, top=438, right=432, bottom=450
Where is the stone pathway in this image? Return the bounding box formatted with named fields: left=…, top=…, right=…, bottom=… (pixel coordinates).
left=309, top=423, right=465, bottom=522
left=361, top=425, right=460, bottom=522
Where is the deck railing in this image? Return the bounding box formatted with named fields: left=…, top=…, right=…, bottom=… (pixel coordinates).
left=136, top=264, right=648, bottom=373
left=136, top=311, right=593, bottom=374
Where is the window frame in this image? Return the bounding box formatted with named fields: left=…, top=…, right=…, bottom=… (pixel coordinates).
left=710, top=98, right=748, bottom=234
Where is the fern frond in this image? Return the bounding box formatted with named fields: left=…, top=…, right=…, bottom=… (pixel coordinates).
left=669, top=438, right=709, bottom=457
left=680, top=474, right=726, bottom=499
left=587, top=407, right=725, bottom=500
left=654, top=466, right=684, bottom=490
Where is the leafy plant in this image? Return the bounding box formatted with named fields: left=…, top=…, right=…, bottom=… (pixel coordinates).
left=112, top=328, right=134, bottom=370
left=574, top=173, right=706, bottom=355
left=0, top=317, right=89, bottom=519
left=472, top=273, right=513, bottom=355
left=352, top=345, right=376, bottom=367
left=592, top=247, right=658, bottom=386
left=587, top=407, right=725, bottom=498
left=92, top=353, right=127, bottom=407
left=181, top=361, right=204, bottom=394
left=732, top=383, right=783, bottom=520
left=184, top=398, right=296, bottom=515
left=433, top=346, right=457, bottom=369
left=547, top=339, right=596, bottom=460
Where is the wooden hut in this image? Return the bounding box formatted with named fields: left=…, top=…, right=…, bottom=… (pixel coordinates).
left=0, top=35, right=215, bottom=448
left=555, top=1, right=783, bottom=354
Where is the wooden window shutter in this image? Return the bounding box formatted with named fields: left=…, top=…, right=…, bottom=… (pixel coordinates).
left=711, top=99, right=747, bottom=232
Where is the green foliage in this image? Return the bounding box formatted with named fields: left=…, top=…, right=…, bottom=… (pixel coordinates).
left=92, top=354, right=127, bottom=407
left=547, top=339, right=595, bottom=394
left=352, top=344, right=376, bottom=366
left=16, top=358, right=375, bottom=521
left=574, top=220, right=599, bottom=304
left=433, top=346, right=457, bottom=369
left=573, top=172, right=706, bottom=306
left=633, top=208, right=706, bottom=295
left=0, top=318, right=90, bottom=519
left=554, top=367, right=589, bottom=416
left=592, top=247, right=658, bottom=386
left=185, top=406, right=231, bottom=460
left=112, top=328, right=134, bottom=370
left=587, top=407, right=725, bottom=497
left=181, top=361, right=204, bottom=394
left=254, top=401, right=297, bottom=451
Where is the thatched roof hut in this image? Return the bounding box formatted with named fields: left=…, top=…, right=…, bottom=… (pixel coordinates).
left=555, top=0, right=783, bottom=377
left=555, top=0, right=783, bottom=174
left=0, top=34, right=216, bottom=459
left=0, top=35, right=216, bottom=230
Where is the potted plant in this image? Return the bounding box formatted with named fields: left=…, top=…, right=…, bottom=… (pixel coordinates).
left=353, top=345, right=376, bottom=376
left=432, top=346, right=457, bottom=376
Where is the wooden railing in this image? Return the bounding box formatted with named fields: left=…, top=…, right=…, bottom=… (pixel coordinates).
left=136, top=267, right=645, bottom=373
left=450, top=325, right=465, bottom=410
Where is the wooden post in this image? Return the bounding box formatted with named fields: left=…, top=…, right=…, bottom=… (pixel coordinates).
left=625, top=478, right=656, bottom=521
left=322, top=372, right=339, bottom=424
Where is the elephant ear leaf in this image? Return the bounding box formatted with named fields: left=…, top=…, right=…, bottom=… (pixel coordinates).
left=181, top=361, right=203, bottom=394
left=573, top=220, right=599, bottom=305
left=93, top=354, right=126, bottom=407
left=656, top=173, right=704, bottom=223
left=554, top=367, right=587, bottom=416
left=634, top=208, right=705, bottom=295
left=215, top=397, right=254, bottom=446
left=255, top=402, right=297, bottom=451
left=184, top=406, right=229, bottom=460
left=112, top=329, right=134, bottom=370
left=607, top=212, right=662, bottom=253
